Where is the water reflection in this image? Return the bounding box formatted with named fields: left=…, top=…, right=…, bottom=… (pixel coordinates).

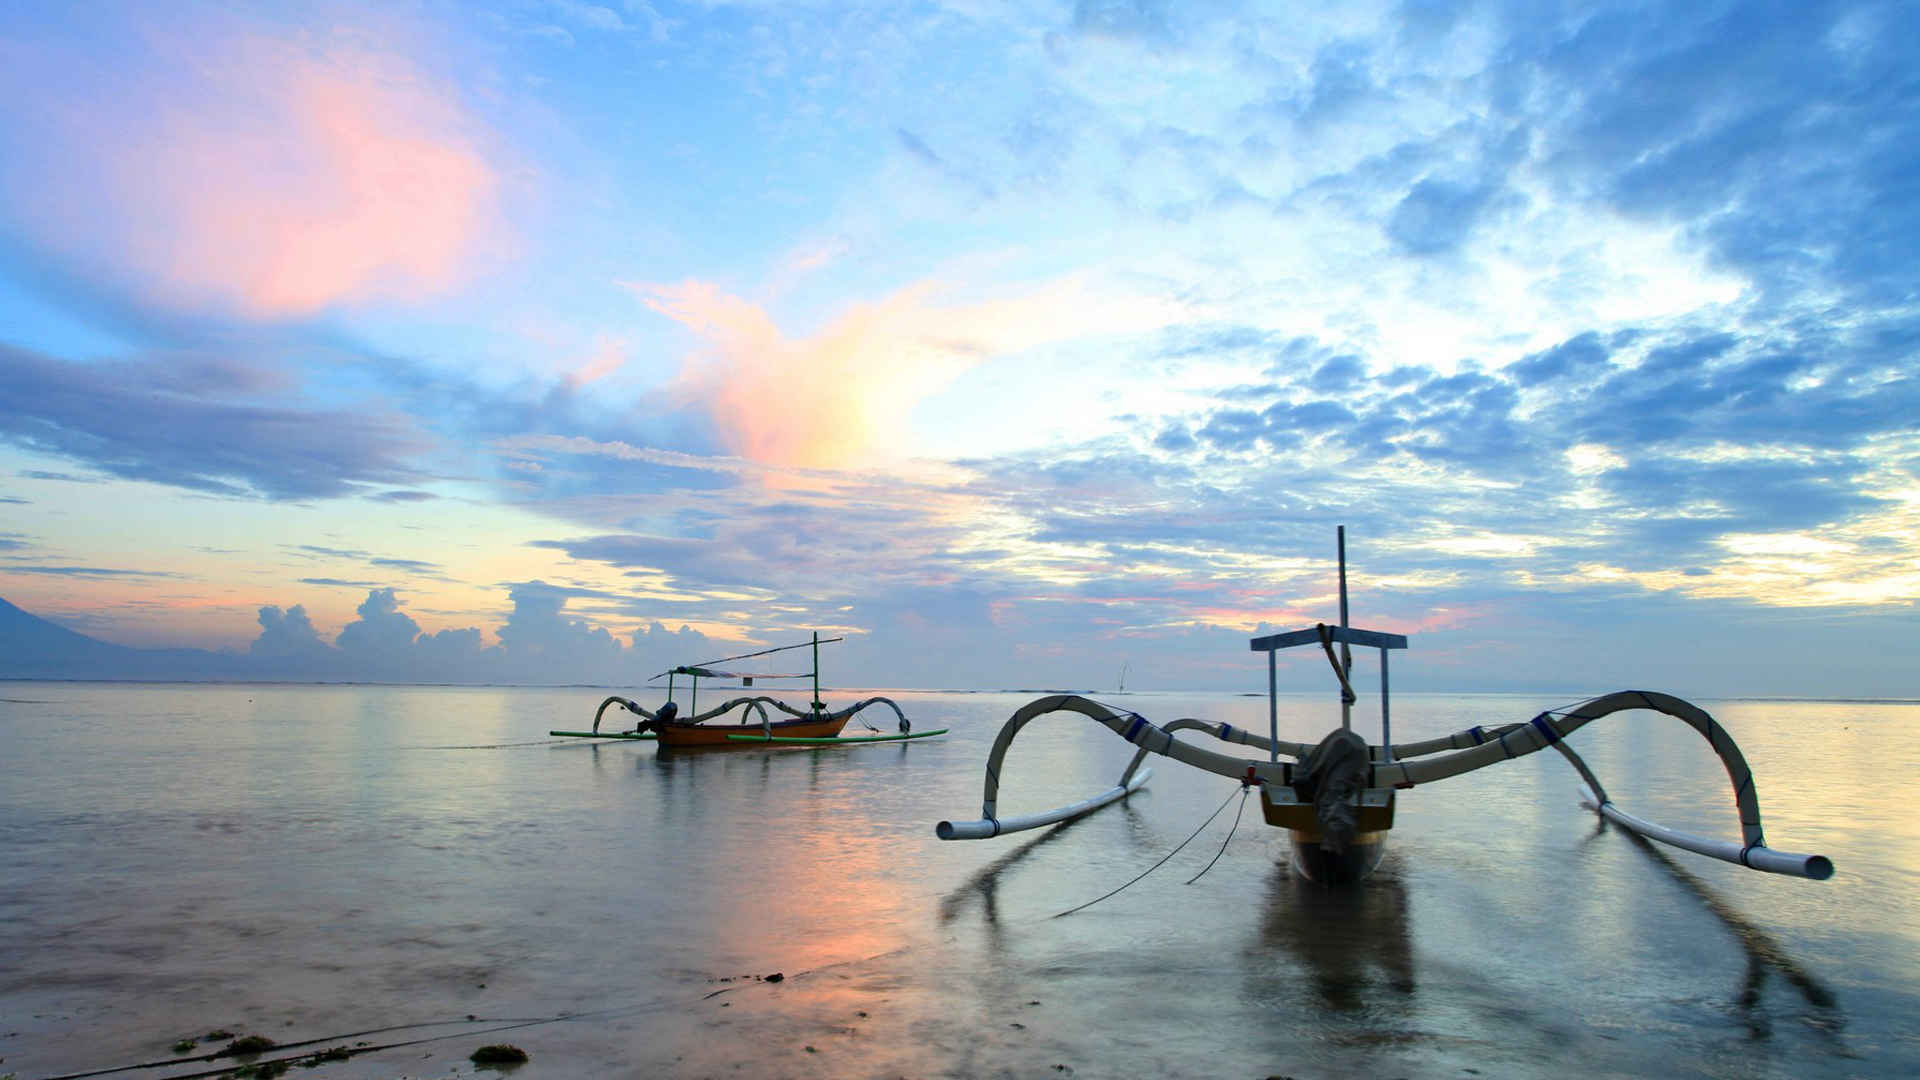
left=1249, top=861, right=1416, bottom=1013
left=1601, top=821, right=1843, bottom=1041
left=6, top=686, right=1911, bottom=1080
left=938, top=811, right=1093, bottom=931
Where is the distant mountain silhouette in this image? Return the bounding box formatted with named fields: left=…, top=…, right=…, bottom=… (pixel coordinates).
left=0, top=596, right=237, bottom=680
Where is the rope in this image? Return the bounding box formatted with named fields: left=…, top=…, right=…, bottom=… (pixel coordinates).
left=1316, top=624, right=1358, bottom=705
left=35, top=1016, right=558, bottom=1080
left=1052, top=783, right=1244, bottom=918
left=1184, top=787, right=1250, bottom=885
left=414, top=739, right=575, bottom=750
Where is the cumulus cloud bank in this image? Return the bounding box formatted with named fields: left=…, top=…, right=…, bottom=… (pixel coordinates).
left=241, top=585, right=719, bottom=687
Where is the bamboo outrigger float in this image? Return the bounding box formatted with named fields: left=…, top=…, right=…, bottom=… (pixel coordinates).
left=936, top=529, right=1834, bottom=886
left=550, top=632, right=946, bottom=749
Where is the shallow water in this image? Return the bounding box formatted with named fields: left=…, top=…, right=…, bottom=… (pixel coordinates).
left=1, top=683, right=1914, bottom=1078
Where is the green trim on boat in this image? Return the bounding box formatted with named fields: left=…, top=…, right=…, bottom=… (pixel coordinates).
left=724, top=728, right=949, bottom=744
left=549, top=730, right=658, bottom=740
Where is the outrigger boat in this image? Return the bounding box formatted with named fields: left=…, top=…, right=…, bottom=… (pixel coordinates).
left=936, top=529, right=1834, bottom=887
left=550, top=632, right=945, bottom=748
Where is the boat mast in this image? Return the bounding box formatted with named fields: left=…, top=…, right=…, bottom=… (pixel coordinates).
left=1248, top=527, right=1407, bottom=762
left=1338, top=525, right=1352, bottom=731
left=811, top=631, right=823, bottom=715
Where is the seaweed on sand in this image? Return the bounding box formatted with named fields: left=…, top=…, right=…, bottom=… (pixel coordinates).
left=470, top=1044, right=530, bottom=1065
left=222, top=1035, right=277, bottom=1056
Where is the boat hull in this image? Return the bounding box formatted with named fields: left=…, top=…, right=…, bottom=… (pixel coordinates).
left=1287, top=830, right=1389, bottom=884
left=1261, top=783, right=1395, bottom=884
left=655, top=713, right=850, bottom=748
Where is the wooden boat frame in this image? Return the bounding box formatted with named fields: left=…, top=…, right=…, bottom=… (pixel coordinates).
left=936, top=529, right=1834, bottom=886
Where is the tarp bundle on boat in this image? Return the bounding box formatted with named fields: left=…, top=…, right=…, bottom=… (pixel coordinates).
left=1291, top=727, right=1372, bottom=853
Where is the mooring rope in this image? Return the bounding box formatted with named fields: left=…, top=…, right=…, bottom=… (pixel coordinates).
left=1052, top=782, right=1245, bottom=918
left=414, top=739, right=576, bottom=750
left=35, top=1016, right=559, bottom=1080
left=1184, top=786, right=1251, bottom=885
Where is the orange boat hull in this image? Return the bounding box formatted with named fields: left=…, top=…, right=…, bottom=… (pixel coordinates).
left=655, top=713, right=851, bottom=748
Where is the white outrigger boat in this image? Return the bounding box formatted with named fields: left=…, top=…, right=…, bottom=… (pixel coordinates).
left=936, top=529, right=1833, bottom=886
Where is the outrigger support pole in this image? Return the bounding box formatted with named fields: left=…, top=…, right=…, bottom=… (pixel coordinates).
left=1267, top=649, right=1279, bottom=763
left=1380, top=646, right=1393, bottom=762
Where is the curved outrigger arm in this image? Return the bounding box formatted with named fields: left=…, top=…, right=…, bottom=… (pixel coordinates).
left=754, top=694, right=912, bottom=731
left=938, top=695, right=1298, bottom=840
left=1366, top=689, right=1833, bottom=880
left=592, top=695, right=651, bottom=732
left=590, top=694, right=771, bottom=733
left=1119, top=715, right=1303, bottom=777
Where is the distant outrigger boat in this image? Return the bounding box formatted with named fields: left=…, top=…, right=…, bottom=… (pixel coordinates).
left=550, top=632, right=945, bottom=748
left=937, top=529, right=1834, bottom=887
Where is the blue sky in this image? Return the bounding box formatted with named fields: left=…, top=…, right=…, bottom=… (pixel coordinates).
left=0, top=0, right=1914, bottom=696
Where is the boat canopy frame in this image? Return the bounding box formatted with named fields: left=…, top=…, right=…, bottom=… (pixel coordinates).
left=652, top=632, right=846, bottom=716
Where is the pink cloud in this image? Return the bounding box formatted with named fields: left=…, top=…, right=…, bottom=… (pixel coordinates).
left=628, top=275, right=1182, bottom=469
left=565, top=335, right=633, bottom=387
left=5, top=20, right=501, bottom=319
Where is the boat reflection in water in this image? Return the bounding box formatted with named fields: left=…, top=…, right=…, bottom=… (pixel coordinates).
left=1249, top=861, right=1416, bottom=1013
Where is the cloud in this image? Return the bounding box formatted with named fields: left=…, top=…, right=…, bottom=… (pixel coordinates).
left=489, top=435, right=740, bottom=498
left=335, top=587, right=422, bottom=655
left=1385, top=178, right=1502, bottom=256
left=896, top=127, right=998, bottom=202
left=549, top=1, right=627, bottom=33
left=1533, top=1, right=1919, bottom=306
left=0, top=345, right=429, bottom=499
left=1072, top=0, right=1173, bottom=43
left=0, top=14, right=502, bottom=320
left=630, top=619, right=714, bottom=657
left=369, top=557, right=443, bottom=575
left=415, top=625, right=487, bottom=672
left=630, top=275, right=1183, bottom=469
left=1, top=564, right=180, bottom=579
left=251, top=603, right=331, bottom=658
left=494, top=581, right=627, bottom=671
left=1507, top=332, right=1620, bottom=388
left=18, top=470, right=107, bottom=484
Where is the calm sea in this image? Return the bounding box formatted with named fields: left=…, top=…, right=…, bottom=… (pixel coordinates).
left=1, top=683, right=1914, bottom=1078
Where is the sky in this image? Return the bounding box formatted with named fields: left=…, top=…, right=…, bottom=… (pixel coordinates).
left=0, top=0, right=1915, bottom=698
